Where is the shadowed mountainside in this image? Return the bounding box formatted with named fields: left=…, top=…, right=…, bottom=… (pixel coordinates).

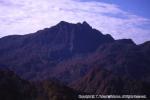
left=0, top=69, right=79, bottom=100
left=70, top=67, right=150, bottom=98
left=49, top=40, right=150, bottom=84
left=0, top=68, right=36, bottom=100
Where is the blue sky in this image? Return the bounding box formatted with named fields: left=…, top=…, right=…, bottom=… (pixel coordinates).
left=0, top=0, right=150, bottom=44
left=80, top=0, right=150, bottom=18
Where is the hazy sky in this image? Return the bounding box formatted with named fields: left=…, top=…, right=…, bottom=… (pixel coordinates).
left=0, top=0, right=150, bottom=44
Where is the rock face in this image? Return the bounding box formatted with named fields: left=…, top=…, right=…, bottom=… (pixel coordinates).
left=0, top=21, right=150, bottom=98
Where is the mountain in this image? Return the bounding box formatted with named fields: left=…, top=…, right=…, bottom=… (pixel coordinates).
left=0, top=69, right=80, bottom=100
left=0, top=21, right=114, bottom=80
left=34, top=80, right=79, bottom=100
left=47, top=40, right=150, bottom=84
left=71, top=66, right=150, bottom=97
left=78, top=40, right=150, bottom=81
left=0, top=21, right=150, bottom=98
left=0, top=68, right=36, bottom=100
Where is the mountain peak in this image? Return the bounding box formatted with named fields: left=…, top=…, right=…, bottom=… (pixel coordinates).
left=49, top=21, right=113, bottom=53
left=56, top=21, right=92, bottom=28
left=57, top=21, right=72, bottom=26
left=82, top=21, right=89, bottom=25
left=116, top=39, right=135, bottom=45
left=82, top=21, right=91, bottom=28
